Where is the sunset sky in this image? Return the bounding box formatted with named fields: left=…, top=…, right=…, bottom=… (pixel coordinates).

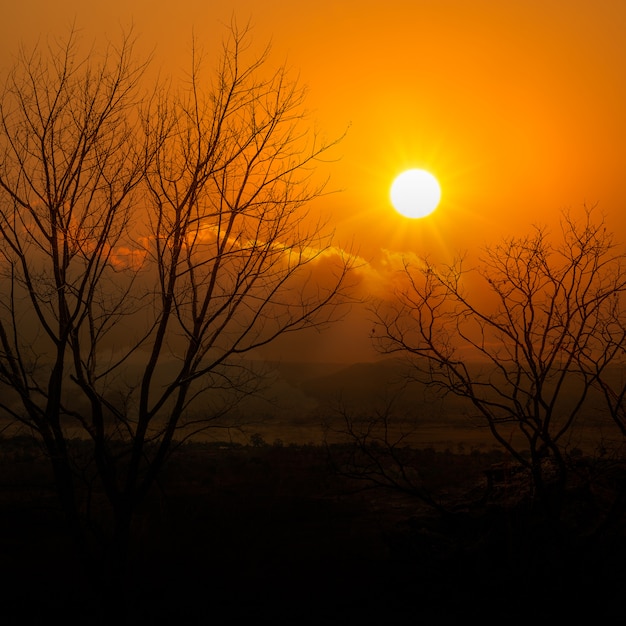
left=3, top=0, right=626, bottom=362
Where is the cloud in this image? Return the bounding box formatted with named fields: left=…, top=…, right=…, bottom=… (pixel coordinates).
left=349, top=248, right=428, bottom=302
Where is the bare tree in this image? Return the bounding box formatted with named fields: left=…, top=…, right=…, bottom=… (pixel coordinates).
left=0, top=27, right=148, bottom=570
left=0, top=22, right=353, bottom=606
left=370, top=206, right=626, bottom=509
left=583, top=283, right=626, bottom=440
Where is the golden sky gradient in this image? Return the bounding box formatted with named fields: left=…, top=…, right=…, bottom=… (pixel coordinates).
left=3, top=0, right=626, bottom=361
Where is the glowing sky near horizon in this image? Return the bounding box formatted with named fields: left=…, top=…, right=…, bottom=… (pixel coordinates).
left=3, top=0, right=626, bottom=361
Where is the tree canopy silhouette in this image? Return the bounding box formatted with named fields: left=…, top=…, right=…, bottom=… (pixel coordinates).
left=371, top=206, right=626, bottom=507
left=0, top=22, right=353, bottom=603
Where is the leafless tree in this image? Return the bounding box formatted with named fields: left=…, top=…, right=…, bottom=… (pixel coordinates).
left=0, top=22, right=353, bottom=602
left=0, top=28, right=148, bottom=570
left=370, top=206, right=626, bottom=509
left=582, top=281, right=626, bottom=440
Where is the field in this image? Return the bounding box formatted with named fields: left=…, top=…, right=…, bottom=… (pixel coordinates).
left=1, top=359, right=626, bottom=623
left=1, top=434, right=626, bottom=624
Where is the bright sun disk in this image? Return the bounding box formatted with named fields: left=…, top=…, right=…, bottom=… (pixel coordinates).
left=390, top=169, right=441, bottom=218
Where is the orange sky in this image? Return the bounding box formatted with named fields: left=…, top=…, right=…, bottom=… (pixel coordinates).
left=3, top=0, right=626, bottom=361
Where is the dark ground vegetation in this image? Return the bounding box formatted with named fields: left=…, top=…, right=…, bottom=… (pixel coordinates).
left=1, top=436, right=625, bottom=624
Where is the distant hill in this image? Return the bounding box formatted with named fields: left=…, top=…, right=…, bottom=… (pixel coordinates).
left=267, top=360, right=348, bottom=387
left=255, top=357, right=457, bottom=421
left=297, top=359, right=413, bottom=405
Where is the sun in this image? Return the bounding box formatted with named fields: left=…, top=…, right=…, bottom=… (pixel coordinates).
left=390, top=169, right=441, bottom=218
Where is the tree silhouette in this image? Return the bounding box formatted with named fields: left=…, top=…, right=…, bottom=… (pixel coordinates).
left=371, top=206, right=626, bottom=509
left=0, top=28, right=148, bottom=574
left=0, top=22, right=352, bottom=605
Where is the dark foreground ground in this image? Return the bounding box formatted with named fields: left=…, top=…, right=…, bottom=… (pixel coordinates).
left=1, top=440, right=626, bottom=624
